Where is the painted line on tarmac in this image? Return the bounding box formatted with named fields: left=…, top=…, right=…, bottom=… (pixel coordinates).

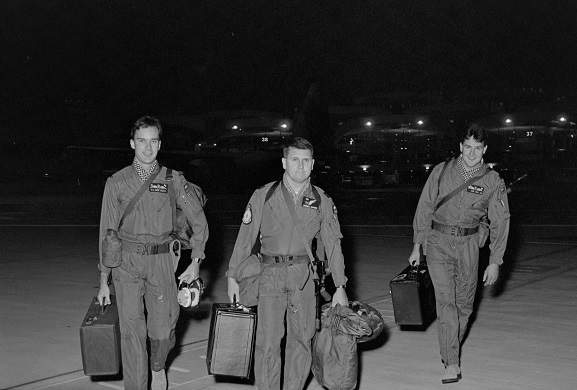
left=3, top=371, right=87, bottom=390
left=169, top=375, right=214, bottom=389
left=523, top=240, right=577, bottom=245
left=168, top=366, right=191, bottom=373
left=97, top=382, right=123, bottom=390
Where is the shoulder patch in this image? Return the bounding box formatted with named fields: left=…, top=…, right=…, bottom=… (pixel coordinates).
left=242, top=204, right=252, bottom=224
left=331, top=202, right=338, bottom=219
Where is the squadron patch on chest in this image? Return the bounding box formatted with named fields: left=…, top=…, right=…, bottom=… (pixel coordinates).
left=149, top=183, right=168, bottom=193
left=467, top=185, right=484, bottom=195
left=242, top=204, right=252, bottom=224
left=302, top=196, right=320, bottom=209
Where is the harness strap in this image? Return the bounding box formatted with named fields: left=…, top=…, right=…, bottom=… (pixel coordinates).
left=119, top=167, right=161, bottom=229
left=435, top=164, right=492, bottom=212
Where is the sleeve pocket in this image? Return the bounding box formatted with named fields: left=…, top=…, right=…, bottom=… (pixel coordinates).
left=493, top=201, right=510, bottom=220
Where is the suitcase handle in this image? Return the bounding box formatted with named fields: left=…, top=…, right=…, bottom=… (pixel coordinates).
left=92, top=298, right=108, bottom=315
left=408, top=262, right=429, bottom=279
left=229, top=295, right=251, bottom=313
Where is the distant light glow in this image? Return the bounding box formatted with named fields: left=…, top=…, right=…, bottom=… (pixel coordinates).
left=559, top=117, right=567, bottom=122
left=505, top=118, right=513, bottom=124
left=365, top=121, right=372, bottom=127
left=417, top=120, right=424, bottom=126
left=232, top=125, right=238, bottom=130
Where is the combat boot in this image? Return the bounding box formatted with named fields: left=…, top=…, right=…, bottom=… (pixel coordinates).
left=441, top=364, right=461, bottom=384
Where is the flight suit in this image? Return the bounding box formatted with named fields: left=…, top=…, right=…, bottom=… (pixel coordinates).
left=413, top=159, right=510, bottom=366
left=227, top=179, right=347, bottom=390
left=99, top=165, right=208, bottom=390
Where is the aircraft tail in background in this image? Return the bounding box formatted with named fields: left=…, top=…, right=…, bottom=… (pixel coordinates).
left=291, top=82, right=332, bottom=150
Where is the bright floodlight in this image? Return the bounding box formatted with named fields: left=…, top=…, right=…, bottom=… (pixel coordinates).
left=505, top=118, right=513, bottom=124
left=365, top=121, right=372, bottom=127
left=417, top=120, right=424, bottom=126
left=559, top=116, right=567, bottom=122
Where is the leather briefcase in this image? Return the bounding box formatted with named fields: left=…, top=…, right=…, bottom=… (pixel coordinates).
left=206, top=303, right=257, bottom=379
left=389, top=263, right=436, bottom=326
left=79, top=296, right=121, bottom=376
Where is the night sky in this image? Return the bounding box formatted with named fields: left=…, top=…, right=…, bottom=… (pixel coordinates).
left=2, top=1, right=577, bottom=139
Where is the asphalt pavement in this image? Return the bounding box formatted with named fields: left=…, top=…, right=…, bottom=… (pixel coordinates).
left=1, top=187, right=577, bottom=390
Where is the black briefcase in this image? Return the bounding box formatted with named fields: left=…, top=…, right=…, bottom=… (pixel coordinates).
left=389, top=263, right=436, bottom=326
left=79, top=296, right=121, bottom=376
left=206, top=303, right=257, bottom=379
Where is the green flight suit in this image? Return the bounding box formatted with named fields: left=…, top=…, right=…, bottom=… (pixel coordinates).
left=99, top=165, right=208, bottom=390
left=413, top=159, right=510, bottom=366
left=227, top=178, right=347, bottom=390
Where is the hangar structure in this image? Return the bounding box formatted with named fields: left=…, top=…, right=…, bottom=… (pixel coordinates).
left=330, top=113, right=452, bottom=187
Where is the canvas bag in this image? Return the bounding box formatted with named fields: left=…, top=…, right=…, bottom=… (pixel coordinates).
left=166, top=169, right=207, bottom=250
left=236, top=254, right=264, bottom=306
left=312, top=303, right=373, bottom=390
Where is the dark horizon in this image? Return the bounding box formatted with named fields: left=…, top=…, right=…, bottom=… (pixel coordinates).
left=3, top=1, right=577, bottom=130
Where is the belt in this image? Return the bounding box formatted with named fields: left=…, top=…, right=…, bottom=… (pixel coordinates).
left=261, top=255, right=309, bottom=265
left=122, top=241, right=172, bottom=255
left=432, top=221, right=479, bottom=237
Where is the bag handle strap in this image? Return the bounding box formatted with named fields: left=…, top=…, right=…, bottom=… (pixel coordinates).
left=119, top=167, right=161, bottom=229
left=166, top=168, right=177, bottom=233
left=434, top=165, right=492, bottom=212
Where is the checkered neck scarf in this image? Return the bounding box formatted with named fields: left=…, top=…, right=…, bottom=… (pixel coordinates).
left=457, top=155, right=484, bottom=181
left=133, top=158, right=158, bottom=181
left=283, top=175, right=310, bottom=205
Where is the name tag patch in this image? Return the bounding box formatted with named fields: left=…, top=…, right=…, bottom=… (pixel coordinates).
left=149, top=183, right=168, bottom=193
left=302, top=196, right=320, bottom=209
left=467, top=185, right=484, bottom=195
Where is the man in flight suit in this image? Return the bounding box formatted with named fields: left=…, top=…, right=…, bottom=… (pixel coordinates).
left=97, top=116, right=208, bottom=390
left=227, top=137, right=349, bottom=390
left=408, top=124, right=510, bottom=384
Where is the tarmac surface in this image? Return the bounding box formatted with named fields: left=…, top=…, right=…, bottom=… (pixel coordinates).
left=1, top=186, right=577, bottom=390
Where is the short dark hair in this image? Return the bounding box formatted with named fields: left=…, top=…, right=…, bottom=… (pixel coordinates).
left=131, top=116, right=163, bottom=139
left=283, top=137, right=314, bottom=158
left=461, top=123, right=488, bottom=144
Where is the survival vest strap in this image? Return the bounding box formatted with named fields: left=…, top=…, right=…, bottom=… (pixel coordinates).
left=434, top=160, right=492, bottom=212
left=119, top=167, right=162, bottom=229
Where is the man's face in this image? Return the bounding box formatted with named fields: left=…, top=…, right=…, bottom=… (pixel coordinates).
left=282, top=147, right=314, bottom=185
left=460, top=136, right=487, bottom=169
left=130, top=126, right=161, bottom=170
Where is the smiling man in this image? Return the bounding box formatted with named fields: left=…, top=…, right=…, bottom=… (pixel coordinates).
left=408, top=124, right=510, bottom=384
left=227, top=137, right=348, bottom=390
left=96, top=116, right=208, bottom=390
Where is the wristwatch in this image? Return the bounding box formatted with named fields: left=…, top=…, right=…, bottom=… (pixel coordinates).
left=192, top=257, right=202, bottom=264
